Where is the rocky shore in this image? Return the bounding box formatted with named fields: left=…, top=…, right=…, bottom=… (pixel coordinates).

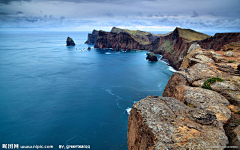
left=128, top=45, right=240, bottom=149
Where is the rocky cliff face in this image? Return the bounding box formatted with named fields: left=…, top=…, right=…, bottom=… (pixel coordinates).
left=94, top=30, right=150, bottom=50
left=198, top=33, right=240, bottom=51
left=85, top=29, right=99, bottom=44
left=128, top=96, right=228, bottom=150
left=149, top=27, right=210, bottom=69
left=94, top=27, right=210, bottom=70
left=128, top=45, right=240, bottom=149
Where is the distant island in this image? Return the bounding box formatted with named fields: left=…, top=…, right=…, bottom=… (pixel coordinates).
left=85, top=27, right=240, bottom=149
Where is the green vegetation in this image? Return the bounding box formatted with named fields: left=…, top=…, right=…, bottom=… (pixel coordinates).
left=202, top=77, right=224, bottom=90
left=235, top=120, right=240, bottom=124
left=177, top=27, right=211, bottom=42
left=228, top=60, right=234, bottom=63
left=186, top=103, right=196, bottom=108
left=111, top=27, right=159, bottom=45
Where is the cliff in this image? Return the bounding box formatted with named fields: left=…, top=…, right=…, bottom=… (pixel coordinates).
left=85, top=29, right=99, bottom=44
left=198, top=33, right=240, bottom=51
left=94, top=27, right=210, bottom=70
left=149, top=27, right=211, bottom=69
left=94, top=30, right=151, bottom=50
left=128, top=45, right=240, bottom=149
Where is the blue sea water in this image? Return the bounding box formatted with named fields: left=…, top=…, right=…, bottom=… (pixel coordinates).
left=0, top=31, right=174, bottom=149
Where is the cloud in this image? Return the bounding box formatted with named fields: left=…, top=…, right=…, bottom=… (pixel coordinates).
left=0, top=0, right=31, bottom=4
left=103, top=11, right=114, bottom=18
left=191, top=11, right=199, bottom=17
left=16, top=11, right=24, bottom=15
left=0, top=12, right=9, bottom=15
left=208, top=12, right=217, bottom=16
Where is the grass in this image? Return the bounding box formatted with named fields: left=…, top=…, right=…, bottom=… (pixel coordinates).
left=177, top=28, right=211, bottom=42
left=202, top=77, right=224, bottom=90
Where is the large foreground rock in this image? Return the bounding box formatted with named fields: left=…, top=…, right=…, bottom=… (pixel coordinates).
left=127, top=96, right=228, bottom=150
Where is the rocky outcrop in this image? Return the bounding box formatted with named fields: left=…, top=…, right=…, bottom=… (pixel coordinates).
left=149, top=27, right=210, bottom=69
left=94, top=30, right=150, bottom=50
left=161, top=46, right=240, bottom=148
left=85, top=29, right=99, bottom=44
left=93, top=27, right=210, bottom=70
left=224, top=51, right=238, bottom=57
left=198, top=33, right=240, bottom=51
left=66, top=37, right=75, bottom=46
left=128, top=96, right=228, bottom=150
left=146, top=53, right=158, bottom=62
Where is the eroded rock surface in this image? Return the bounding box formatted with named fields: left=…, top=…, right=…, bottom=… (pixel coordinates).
left=128, top=96, right=228, bottom=150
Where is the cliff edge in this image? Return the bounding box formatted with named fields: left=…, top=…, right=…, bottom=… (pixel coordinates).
left=128, top=45, right=240, bottom=149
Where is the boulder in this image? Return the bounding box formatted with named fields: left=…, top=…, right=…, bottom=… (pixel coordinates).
left=66, top=37, right=75, bottom=46
left=216, top=63, right=235, bottom=74
left=163, top=85, right=231, bottom=124
left=224, top=51, right=238, bottom=57
left=187, top=43, right=200, bottom=54
left=146, top=53, right=158, bottom=62
left=195, top=54, right=215, bottom=64
left=221, top=91, right=240, bottom=106
left=184, top=63, right=220, bottom=84
left=128, top=96, right=228, bottom=150
left=212, top=55, right=227, bottom=63
left=211, top=81, right=239, bottom=93
left=87, top=47, right=91, bottom=50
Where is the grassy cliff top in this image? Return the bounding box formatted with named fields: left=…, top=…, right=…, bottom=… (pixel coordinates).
left=111, top=27, right=160, bottom=45
left=176, top=27, right=211, bottom=42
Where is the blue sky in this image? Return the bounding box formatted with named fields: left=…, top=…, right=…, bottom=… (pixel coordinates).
left=0, top=0, right=239, bottom=32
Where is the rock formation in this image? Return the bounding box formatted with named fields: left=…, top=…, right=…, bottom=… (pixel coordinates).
left=128, top=43, right=240, bottom=149
left=85, top=29, right=99, bottom=44
left=66, top=37, right=75, bottom=46
left=128, top=96, right=228, bottom=149
left=146, top=53, right=158, bottom=62
left=93, top=27, right=210, bottom=70
left=149, top=27, right=211, bottom=70
left=198, top=33, right=240, bottom=51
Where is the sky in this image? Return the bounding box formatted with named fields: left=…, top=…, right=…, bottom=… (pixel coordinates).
left=0, top=0, right=239, bottom=32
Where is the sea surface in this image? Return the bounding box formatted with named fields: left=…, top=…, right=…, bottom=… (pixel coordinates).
left=0, top=31, right=175, bottom=149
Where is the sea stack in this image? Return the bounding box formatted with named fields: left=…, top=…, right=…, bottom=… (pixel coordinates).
left=66, top=37, right=75, bottom=46
left=146, top=53, right=158, bottom=61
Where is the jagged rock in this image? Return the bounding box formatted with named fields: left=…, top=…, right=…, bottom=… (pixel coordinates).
left=128, top=96, right=228, bottom=150
left=195, top=54, right=215, bottom=64
left=187, top=43, right=200, bottom=54
left=212, top=55, right=227, bottom=63
left=66, top=37, right=75, bottom=46
left=224, top=113, right=240, bottom=149
left=184, top=63, right=220, bottom=84
left=146, top=53, right=158, bottom=61
left=188, top=58, right=204, bottom=66
left=216, top=63, right=235, bottom=73
left=85, top=29, right=99, bottom=44
left=198, top=33, right=240, bottom=51
left=221, top=91, right=240, bottom=106
left=211, top=81, right=239, bottom=92
left=224, top=51, right=238, bottom=57
left=164, top=85, right=231, bottom=124
left=192, top=79, right=207, bottom=87
left=209, top=51, right=222, bottom=56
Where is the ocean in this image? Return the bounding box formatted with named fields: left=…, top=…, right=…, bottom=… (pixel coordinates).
left=0, top=31, right=175, bottom=149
